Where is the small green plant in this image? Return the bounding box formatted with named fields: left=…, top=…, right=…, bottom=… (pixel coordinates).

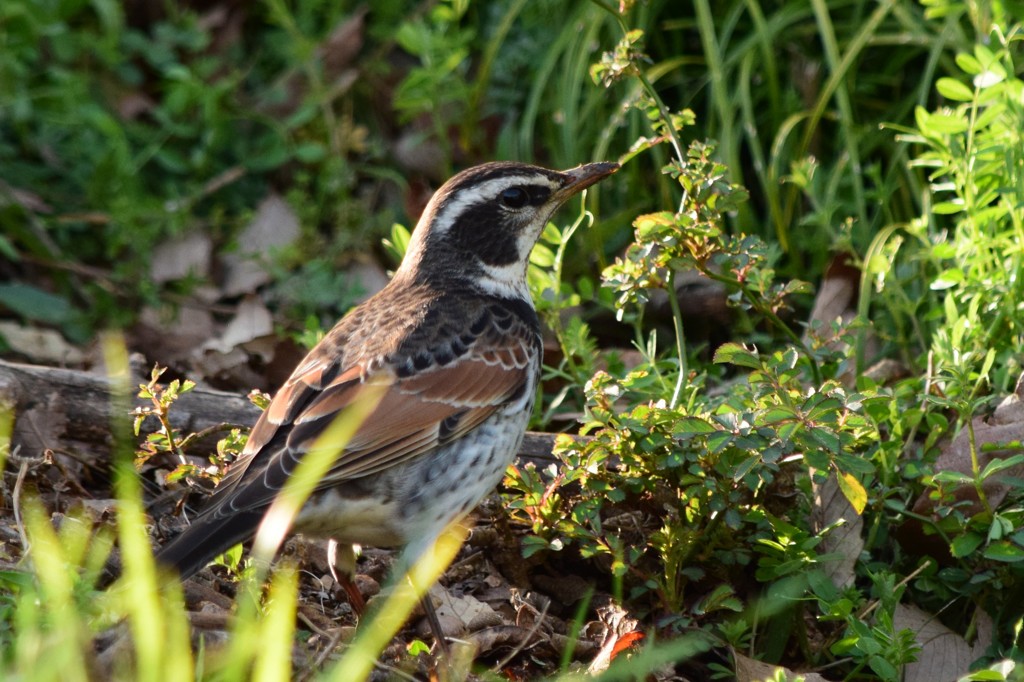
left=512, top=21, right=863, bottom=660
left=132, top=365, right=246, bottom=487
left=881, top=27, right=1024, bottom=397
left=510, top=11, right=1024, bottom=679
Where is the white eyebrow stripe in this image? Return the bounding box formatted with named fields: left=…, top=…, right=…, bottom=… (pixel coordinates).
left=429, top=175, right=560, bottom=235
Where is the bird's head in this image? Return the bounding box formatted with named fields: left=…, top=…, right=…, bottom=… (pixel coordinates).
left=397, top=161, right=618, bottom=299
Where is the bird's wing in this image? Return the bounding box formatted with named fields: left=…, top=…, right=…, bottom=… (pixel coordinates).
left=203, top=304, right=537, bottom=518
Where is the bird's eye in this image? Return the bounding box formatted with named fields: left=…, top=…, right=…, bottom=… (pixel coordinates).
left=500, top=187, right=529, bottom=209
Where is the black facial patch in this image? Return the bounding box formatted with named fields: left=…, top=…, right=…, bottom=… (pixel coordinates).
left=448, top=202, right=520, bottom=266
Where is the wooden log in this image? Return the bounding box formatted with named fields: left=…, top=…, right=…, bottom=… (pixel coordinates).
left=0, top=359, right=559, bottom=468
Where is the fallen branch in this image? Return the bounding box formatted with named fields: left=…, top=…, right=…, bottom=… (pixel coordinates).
left=0, top=359, right=559, bottom=469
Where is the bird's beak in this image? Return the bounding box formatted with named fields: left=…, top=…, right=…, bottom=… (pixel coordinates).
left=554, top=161, right=619, bottom=202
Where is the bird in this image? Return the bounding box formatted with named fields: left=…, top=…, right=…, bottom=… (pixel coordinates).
left=153, top=160, right=619, bottom=646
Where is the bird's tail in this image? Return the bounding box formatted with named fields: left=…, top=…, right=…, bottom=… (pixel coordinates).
left=152, top=510, right=264, bottom=581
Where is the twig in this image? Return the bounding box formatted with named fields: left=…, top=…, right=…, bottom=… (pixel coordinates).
left=492, top=594, right=551, bottom=672
left=11, top=445, right=30, bottom=554
left=371, top=661, right=419, bottom=682
left=447, top=550, right=484, bottom=573
left=302, top=622, right=350, bottom=682
left=858, top=560, right=932, bottom=622
left=298, top=609, right=334, bottom=639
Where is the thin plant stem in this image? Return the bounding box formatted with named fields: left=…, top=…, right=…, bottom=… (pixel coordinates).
left=667, top=269, right=689, bottom=409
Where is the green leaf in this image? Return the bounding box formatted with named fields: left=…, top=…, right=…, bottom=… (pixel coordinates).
left=0, top=235, right=17, bottom=261
left=932, top=200, right=965, bottom=215
left=0, top=283, right=73, bottom=325
left=672, top=416, right=718, bottom=437
left=521, top=535, right=553, bottom=559
left=983, top=541, right=1024, bottom=563
left=530, top=243, right=555, bottom=268
left=713, top=342, right=760, bottom=369
left=930, top=268, right=964, bottom=289
left=933, top=471, right=973, bottom=485
left=541, top=221, right=562, bottom=245
left=806, top=427, right=841, bottom=452
left=632, top=211, right=676, bottom=239
left=950, top=532, right=984, bottom=558
left=965, top=672, right=1014, bottom=681
left=835, top=454, right=875, bottom=475
left=923, top=112, right=969, bottom=134
left=868, top=655, right=898, bottom=680
left=865, top=252, right=890, bottom=275
left=935, top=77, right=974, bottom=102
left=955, top=52, right=982, bottom=75
left=293, top=141, right=326, bottom=163
left=980, top=454, right=1024, bottom=480
left=406, top=639, right=431, bottom=656
left=804, top=450, right=830, bottom=470
left=706, top=431, right=733, bottom=453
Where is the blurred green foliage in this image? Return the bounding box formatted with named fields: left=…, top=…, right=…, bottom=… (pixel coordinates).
left=3, top=0, right=1024, bottom=679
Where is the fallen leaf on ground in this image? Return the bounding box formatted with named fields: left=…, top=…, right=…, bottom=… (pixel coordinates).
left=150, top=231, right=213, bottom=283
left=220, top=194, right=301, bottom=297
left=206, top=295, right=274, bottom=352
left=733, top=651, right=830, bottom=682
left=894, top=603, right=992, bottom=682
left=587, top=603, right=644, bottom=674
left=913, top=371, right=1024, bottom=517
left=813, top=473, right=864, bottom=589
left=0, top=321, right=85, bottom=366
left=422, top=586, right=503, bottom=638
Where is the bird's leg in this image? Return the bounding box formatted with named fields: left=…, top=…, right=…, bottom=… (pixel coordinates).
left=330, top=540, right=450, bottom=656
left=327, top=539, right=366, bottom=615
left=418, top=590, right=451, bottom=657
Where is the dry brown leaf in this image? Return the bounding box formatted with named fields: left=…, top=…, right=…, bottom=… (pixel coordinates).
left=806, top=255, right=859, bottom=334
left=74, top=498, right=118, bottom=523
left=12, top=393, right=66, bottom=457
left=150, top=231, right=213, bottom=283
left=812, top=473, right=864, bottom=589
left=208, top=295, right=274, bottom=353
left=319, top=9, right=366, bottom=78
left=804, top=254, right=879, bottom=386
left=914, top=373, right=1024, bottom=517
left=2, top=183, right=52, bottom=213
left=464, top=625, right=533, bottom=657
left=0, top=321, right=85, bottom=366
left=345, top=259, right=389, bottom=304
left=133, top=305, right=217, bottom=364
left=733, top=651, right=830, bottom=682
left=894, top=604, right=992, bottom=682
left=420, top=586, right=503, bottom=639
left=220, top=194, right=300, bottom=297
left=587, top=603, right=643, bottom=675
left=189, top=296, right=280, bottom=388
left=263, top=10, right=365, bottom=117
